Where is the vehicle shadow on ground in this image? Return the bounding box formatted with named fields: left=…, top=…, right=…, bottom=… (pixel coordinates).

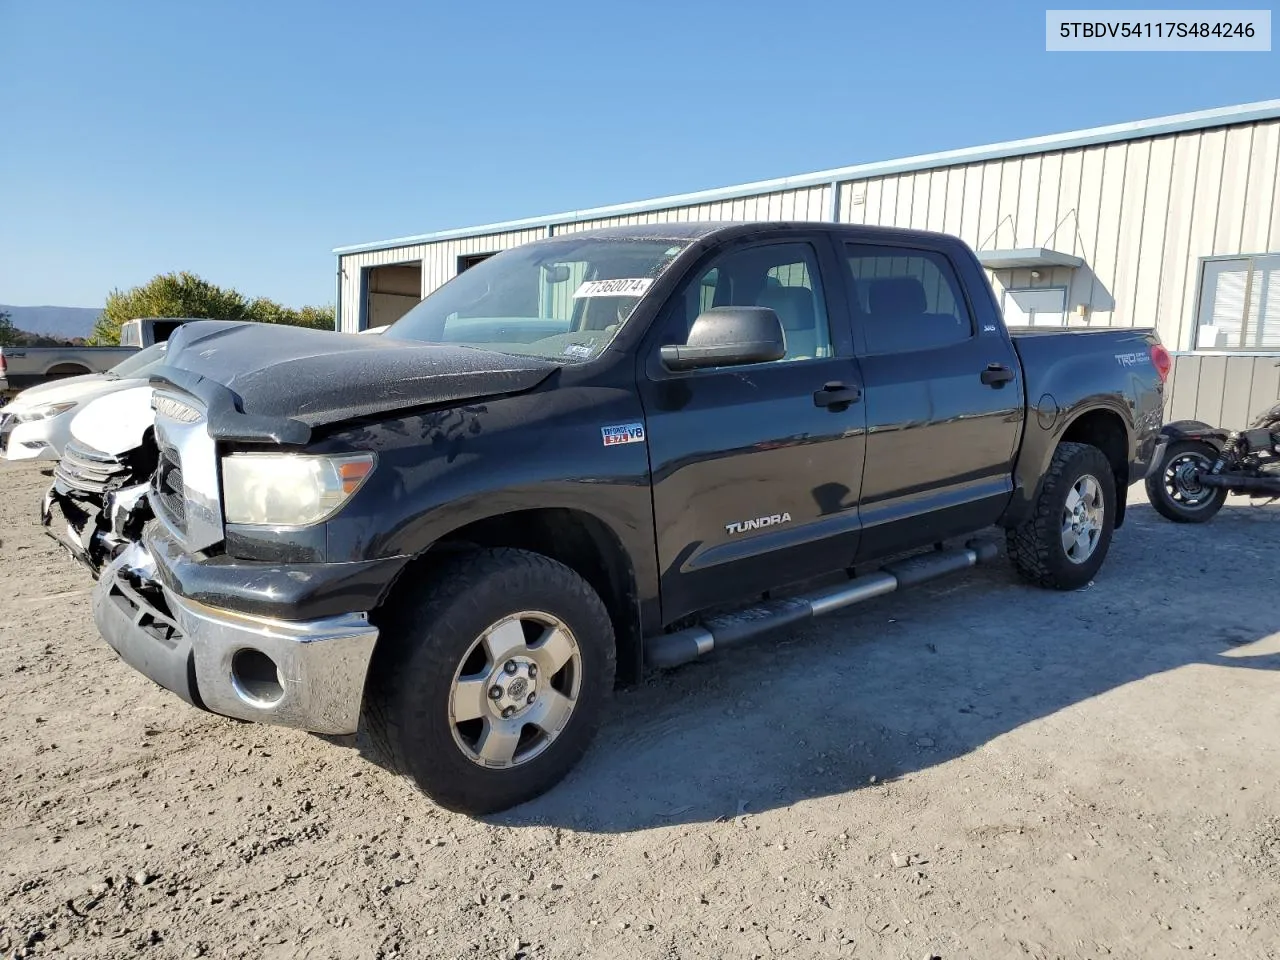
left=477, top=499, right=1280, bottom=832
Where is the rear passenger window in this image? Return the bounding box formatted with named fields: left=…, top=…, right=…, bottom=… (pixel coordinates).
left=844, top=245, right=973, bottom=354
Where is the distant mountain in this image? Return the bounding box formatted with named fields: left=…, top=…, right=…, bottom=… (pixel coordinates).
left=0, top=305, right=101, bottom=340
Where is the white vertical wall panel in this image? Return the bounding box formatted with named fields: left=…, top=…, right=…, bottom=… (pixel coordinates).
left=1242, top=122, right=1279, bottom=253
left=1157, top=134, right=1202, bottom=350
left=1014, top=155, right=1041, bottom=248
left=1216, top=126, right=1254, bottom=253
left=1110, top=141, right=1148, bottom=328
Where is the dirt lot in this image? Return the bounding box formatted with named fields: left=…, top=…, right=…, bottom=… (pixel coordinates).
left=2, top=458, right=1279, bottom=960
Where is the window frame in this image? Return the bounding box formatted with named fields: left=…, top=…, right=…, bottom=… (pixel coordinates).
left=1000, top=286, right=1070, bottom=328
left=841, top=241, right=979, bottom=357
left=1191, top=252, right=1280, bottom=353
left=644, top=234, right=851, bottom=380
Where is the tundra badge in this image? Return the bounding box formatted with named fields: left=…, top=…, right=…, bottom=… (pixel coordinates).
left=725, top=512, right=792, bottom=535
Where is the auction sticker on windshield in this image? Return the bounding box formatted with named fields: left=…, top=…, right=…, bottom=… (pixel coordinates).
left=574, top=278, right=654, bottom=298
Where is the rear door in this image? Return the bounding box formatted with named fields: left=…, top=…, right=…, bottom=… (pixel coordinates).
left=638, top=233, right=867, bottom=624
left=840, top=239, right=1024, bottom=560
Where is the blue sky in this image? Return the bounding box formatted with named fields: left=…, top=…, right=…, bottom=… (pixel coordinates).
left=1, top=0, right=1276, bottom=309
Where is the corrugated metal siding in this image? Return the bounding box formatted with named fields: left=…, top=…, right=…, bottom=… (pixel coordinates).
left=338, top=228, right=546, bottom=331
left=1167, top=354, right=1280, bottom=428
left=417, top=227, right=548, bottom=297
left=552, top=185, right=831, bottom=235
left=340, top=117, right=1280, bottom=426
left=836, top=119, right=1280, bottom=352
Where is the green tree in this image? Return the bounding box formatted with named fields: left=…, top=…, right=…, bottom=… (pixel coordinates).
left=90, top=272, right=335, bottom=344
left=283, top=304, right=335, bottom=331
left=243, top=298, right=334, bottom=331
left=0, top=310, right=16, bottom=346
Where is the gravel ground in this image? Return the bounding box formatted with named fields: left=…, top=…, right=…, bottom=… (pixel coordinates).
left=2, top=457, right=1279, bottom=960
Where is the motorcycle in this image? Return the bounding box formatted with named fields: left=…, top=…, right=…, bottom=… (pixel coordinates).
left=1145, top=368, right=1280, bottom=523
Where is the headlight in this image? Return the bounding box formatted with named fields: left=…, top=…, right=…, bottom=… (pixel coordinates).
left=222, top=453, right=375, bottom=527
left=16, top=401, right=78, bottom=422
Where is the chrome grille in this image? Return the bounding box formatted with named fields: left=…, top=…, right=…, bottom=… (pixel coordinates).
left=152, top=446, right=187, bottom=532
left=150, top=390, right=222, bottom=551
left=0, top=411, right=14, bottom=448
left=55, top=440, right=130, bottom=495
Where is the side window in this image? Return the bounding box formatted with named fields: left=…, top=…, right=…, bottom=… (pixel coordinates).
left=666, top=242, right=832, bottom=363
left=844, top=244, right=973, bottom=354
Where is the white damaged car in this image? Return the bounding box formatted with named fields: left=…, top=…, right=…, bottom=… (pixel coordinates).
left=42, top=383, right=159, bottom=575
left=2, top=342, right=169, bottom=462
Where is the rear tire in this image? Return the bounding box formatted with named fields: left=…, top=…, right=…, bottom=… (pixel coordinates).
left=1007, top=441, right=1116, bottom=590
left=1144, top=440, right=1226, bottom=523
left=363, top=548, right=615, bottom=815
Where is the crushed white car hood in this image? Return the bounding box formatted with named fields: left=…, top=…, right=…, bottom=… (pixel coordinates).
left=69, top=385, right=156, bottom=455
left=5, top=374, right=122, bottom=414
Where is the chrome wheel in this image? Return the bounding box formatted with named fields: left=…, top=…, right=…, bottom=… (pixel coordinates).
left=1162, top=450, right=1216, bottom=508
left=448, top=611, right=582, bottom=769
left=1060, top=474, right=1105, bottom=564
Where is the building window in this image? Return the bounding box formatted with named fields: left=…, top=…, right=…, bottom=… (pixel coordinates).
left=1001, top=287, right=1068, bottom=327
left=457, top=252, right=497, bottom=273
left=1195, top=254, right=1280, bottom=350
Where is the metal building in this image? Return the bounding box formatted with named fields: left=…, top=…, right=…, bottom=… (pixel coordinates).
left=334, top=99, right=1280, bottom=427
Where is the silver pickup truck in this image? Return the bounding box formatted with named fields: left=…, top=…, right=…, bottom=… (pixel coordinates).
left=0, top=317, right=190, bottom=396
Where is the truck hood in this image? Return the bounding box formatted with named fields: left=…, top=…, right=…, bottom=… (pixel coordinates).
left=159, top=320, right=558, bottom=433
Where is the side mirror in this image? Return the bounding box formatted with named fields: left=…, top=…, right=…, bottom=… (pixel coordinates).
left=660, top=306, right=786, bottom=371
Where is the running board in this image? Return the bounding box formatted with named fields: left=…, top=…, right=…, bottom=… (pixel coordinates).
left=644, top=539, right=1000, bottom=669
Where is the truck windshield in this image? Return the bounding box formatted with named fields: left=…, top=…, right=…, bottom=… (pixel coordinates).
left=384, top=237, right=691, bottom=362
left=108, top=341, right=168, bottom=378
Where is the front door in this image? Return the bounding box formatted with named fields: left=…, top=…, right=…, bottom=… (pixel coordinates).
left=638, top=236, right=868, bottom=625
left=841, top=239, right=1025, bottom=560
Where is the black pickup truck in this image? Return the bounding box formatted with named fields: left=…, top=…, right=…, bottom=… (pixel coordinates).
left=63, top=222, right=1167, bottom=814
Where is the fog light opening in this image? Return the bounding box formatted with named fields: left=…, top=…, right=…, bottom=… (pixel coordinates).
left=230, top=648, right=284, bottom=706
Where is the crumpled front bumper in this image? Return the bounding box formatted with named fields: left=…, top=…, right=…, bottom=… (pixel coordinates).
left=92, top=541, right=379, bottom=735
left=2, top=413, right=66, bottom=461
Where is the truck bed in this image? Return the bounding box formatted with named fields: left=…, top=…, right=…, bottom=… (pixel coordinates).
left=1006, top=325, right=1158, bottom=338
left=0, top=346, right=138, bottom=395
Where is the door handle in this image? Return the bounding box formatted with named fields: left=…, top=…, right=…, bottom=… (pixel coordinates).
left=813, top=381, right=862, bottom=410
left=980, top=363, right=1015, bottom=387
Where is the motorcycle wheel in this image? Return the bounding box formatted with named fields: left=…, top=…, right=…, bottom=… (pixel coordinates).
left=1145, top=440, right=1227, bottom=523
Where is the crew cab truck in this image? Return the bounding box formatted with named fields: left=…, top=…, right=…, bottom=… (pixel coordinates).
left=72, top=223, right=1167, bottom=814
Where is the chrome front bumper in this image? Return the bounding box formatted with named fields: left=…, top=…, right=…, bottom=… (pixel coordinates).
left=92, top=542, right=379, bottom=735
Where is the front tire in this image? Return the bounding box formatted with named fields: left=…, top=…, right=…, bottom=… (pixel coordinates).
left=363, top=548, right=615, bottom=815
left=1007, top=441, right=1116, bottom=590
left=1144, top=440, right=1226, bottom=523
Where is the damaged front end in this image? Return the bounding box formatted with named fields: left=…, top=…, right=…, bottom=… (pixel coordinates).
left=43, top=438, right=158, bottom=577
